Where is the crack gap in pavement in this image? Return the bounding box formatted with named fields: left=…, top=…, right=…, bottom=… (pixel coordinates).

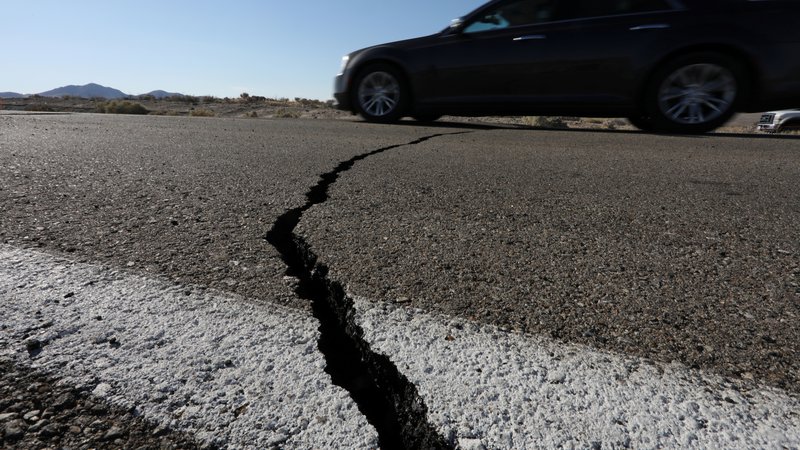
left=266, top=133, right=467, bottom=449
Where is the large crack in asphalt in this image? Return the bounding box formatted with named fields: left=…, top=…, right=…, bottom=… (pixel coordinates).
left=266, top=132, right=469, bottom=449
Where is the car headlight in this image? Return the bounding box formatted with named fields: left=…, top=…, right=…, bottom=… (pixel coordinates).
left=338, top=56, right=350, bottom=75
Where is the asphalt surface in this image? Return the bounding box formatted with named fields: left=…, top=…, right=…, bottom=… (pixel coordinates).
left=1, top=113, right=798, bottom=402
left=0, top=114, right=437, bottom=312
left=299, top=125, right=800, bottom=394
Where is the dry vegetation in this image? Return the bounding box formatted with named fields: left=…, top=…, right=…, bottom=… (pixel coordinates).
left=0, top=94, right=348, bottom=120
left=96, top=100, right=149, bottom=115
left=0, top=95, right=773, bottom=134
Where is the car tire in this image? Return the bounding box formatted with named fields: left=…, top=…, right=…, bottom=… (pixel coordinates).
left=352, top=64, right=408, bottom=123
left=645, top=52, right=745, bottom=134
left=412, top=113, right=442, bottom=123
left=627, top=115, right=657, bottom=132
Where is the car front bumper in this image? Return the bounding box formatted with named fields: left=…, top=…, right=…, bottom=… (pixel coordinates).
left=757, top=123, right=779, bottom=132
left=333, top=74, right=352, bottom=111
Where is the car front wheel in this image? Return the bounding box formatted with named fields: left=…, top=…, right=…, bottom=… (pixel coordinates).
left=353, top=64, right=408, bottom=123
left=646, top=53, right=744, bottom=134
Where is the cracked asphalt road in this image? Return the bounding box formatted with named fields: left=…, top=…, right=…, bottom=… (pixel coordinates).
left=0, top=114, right=439, bottom=312
left=297, top=127, right=800, bottom=394
left=2, top=113, right=799, bottom=446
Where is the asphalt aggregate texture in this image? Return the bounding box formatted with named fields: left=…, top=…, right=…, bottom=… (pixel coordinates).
left=1, top=113, right=799, bottom=416
left=0, top=359, right=207, bottom=449
left=0, top=114, right=437, bottom=311
left=296, top=124, right=800, bottom=394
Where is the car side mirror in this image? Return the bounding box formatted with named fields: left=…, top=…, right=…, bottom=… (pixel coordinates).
left=448, top=17, right=465, bottom=33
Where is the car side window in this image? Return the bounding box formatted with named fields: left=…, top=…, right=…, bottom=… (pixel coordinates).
left=463, top=0, right=560, bottom=34
left=462, top=0, right=673, bottom=33
left=559, top=0, right=673, bottom=20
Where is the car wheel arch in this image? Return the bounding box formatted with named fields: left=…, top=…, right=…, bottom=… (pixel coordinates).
left=779, top=118, right=800, bottom=132
left=636, top=44, right=759, bottom=114
left=349, top=59, right=416, bottom=109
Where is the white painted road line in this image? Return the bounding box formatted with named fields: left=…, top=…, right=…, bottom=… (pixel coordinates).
left=354, top=298, right=800, bottom=450
left=3, top=243, right=799, bottom=449
left=0, top=246, right=378, bottom=449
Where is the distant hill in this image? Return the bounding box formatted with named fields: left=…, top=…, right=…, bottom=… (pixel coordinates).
left=143, top=90, right=184, bottom=99
left=38, top=83, right=128, bottom=99
left=5, top=84, right=187, bottom=100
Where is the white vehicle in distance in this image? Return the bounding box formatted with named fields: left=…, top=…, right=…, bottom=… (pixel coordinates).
left=757, top=110, right=800, bottom=132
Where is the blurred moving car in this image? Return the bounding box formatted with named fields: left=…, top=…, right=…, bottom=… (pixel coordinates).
left=334, top=0, right=800, bottom=134
left=757, top=110, right=800, bottom=133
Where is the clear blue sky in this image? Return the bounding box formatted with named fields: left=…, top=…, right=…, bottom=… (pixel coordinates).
left=4, top=0, right=487, bottom=100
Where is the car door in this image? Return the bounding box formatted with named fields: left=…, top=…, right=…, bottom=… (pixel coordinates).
left=533, top=0, right=688, bottom=107
left=416, top=0, right=686, bottom=111
left=414, top=0, right=570, bottom=109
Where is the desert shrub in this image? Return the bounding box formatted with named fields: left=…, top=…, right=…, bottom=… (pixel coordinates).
left=25, top=104, right=54, bottom=112
left=523, top=116, right=568, bottom=129
left=273, top=109, right=300, bottom=119
left=190, top=108, right=215, bottom=117
left=96, top=101, right=149, bottom=115
left=149, top=110, right=182, bottom=116
left=201, top=96, right=220, bottom=103
left=240, top=94, right=266, bottom=103
left=293, top=97, right=325, bottom=108
left=248, top=111, right=259, bottom=118
left=167, top=95, right=198, bottom=104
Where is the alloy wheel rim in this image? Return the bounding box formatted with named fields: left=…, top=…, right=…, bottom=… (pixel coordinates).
left=657, top=63, right=736, bottom=125
left=358, top=71, right=400, bottom=117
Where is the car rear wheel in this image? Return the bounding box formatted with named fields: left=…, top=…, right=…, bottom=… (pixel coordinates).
left=646, top=53, right=744, bottom=134
left=353, top=64, right=408, bottom=123
left=627, top=115, right=657, bottom=132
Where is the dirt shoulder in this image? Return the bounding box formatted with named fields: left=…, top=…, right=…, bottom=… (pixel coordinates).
left=0, top=96, right=765, bottom=133
left=0, top=96, right=352, bottom=120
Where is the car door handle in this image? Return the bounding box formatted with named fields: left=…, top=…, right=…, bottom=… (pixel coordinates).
left=513, top=35, right=546, bottom=41
left=629, top=24, right=670, bottom=31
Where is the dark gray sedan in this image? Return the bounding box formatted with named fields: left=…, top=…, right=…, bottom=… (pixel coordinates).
left=334, top=0, right=800, bottom=134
